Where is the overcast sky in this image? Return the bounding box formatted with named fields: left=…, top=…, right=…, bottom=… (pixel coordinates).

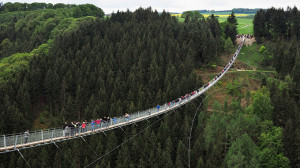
left=2, top=0, right=300, bottom=14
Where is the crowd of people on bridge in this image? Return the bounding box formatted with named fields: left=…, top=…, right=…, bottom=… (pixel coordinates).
left=61, top=116, right=119, bottom=137
left=165, top=38, right=244, bottom=112
left=237, top=34, right=253, bottom=39
left=59, top=114, right=133, bottom=137
left=23, top=38, right=245, bottom=142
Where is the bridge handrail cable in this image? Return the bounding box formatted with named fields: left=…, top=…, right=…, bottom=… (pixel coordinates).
left=0, top=37, right=245, bottom=153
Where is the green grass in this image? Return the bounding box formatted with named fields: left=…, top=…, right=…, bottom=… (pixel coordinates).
left=176, top=14, right=253, bottom=35
left=177, top=17, right=185, bottom=22
left=218, top=17, right=253, bottom=34
left=201, top=12, right=233, bottom=15
left=237, top=43, right=264, bottom=68
left=236, top=18, right=253, bottom=34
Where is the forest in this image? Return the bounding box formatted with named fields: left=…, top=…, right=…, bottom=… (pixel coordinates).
left=252, top=6, right=300, bottom=168
left=0, top=3, right=299, bottom=168
left=197, top=8, right=262, bottom=14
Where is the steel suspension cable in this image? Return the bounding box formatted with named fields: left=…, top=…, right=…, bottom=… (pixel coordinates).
left=187, top=87, right=224, bottom=168
left=53, top=142, right=76, bottom=168
left=81, top=135, right=137, bottom=167
left=81, top=136, right=99, bottom=157
left=84, top=102, right=190, bottom=168
left=187, top=38, right=245, bottom=167
left=17, top=149, right=32, bottom=168
left=84, top=93, right=204, bottom=168
left=118, top=109, right=178, bottom=168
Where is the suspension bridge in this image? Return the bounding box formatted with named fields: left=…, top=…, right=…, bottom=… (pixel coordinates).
left=0, top=37, right=245, bottom=154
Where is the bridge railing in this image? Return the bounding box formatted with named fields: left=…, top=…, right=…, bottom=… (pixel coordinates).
left=0, top=128, right=65, bottom=148
left=0, top=99, right=192, bottom=149
left=0, top=37, right=244, bottom=150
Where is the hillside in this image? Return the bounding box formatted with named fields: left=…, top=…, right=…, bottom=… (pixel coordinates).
left=0, top=4, right=299, bottom=168
left=172, top=10, right=254, bottom=35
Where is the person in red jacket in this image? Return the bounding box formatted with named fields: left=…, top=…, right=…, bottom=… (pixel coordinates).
left=82, top=122, right=86, bottom=133
left=96, top=119, right=100, bottom=129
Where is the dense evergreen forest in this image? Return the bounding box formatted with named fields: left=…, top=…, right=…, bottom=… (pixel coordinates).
left=0, top=3, right=224, bottom=134
left=0, top=3, right=104, bottom=59
left=253, top=6, right=300, bottom=168
left=0, top=3, right=299, bottom=168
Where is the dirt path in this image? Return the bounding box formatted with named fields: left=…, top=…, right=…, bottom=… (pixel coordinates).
left=200, top=69, right=275, bottom=75
left=236, top=37, right=256, bottom=46
left=235, top=69, right=275, bottom=72
left=241, top=24, right=249, bottom=28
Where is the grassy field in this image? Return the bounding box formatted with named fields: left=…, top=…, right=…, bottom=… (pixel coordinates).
left=207, top=16, right=253, bottom=35
left=177, top=17, right=185, bottom=22
left=172, top=13, right=254, bottom=35
left=237, top=43, right=263, bottom=68
left=171, top=13, right=248, bottom=18
left=236, top=42, right=275, bottom=72
left=204, top=69, right=271, bottom=110
left=203, top=14, right=248, bottom=17
left=236, top=18, right=253, bottom=34
left=197, top=42, right=276, bottom=111
left=217, top=17, right=253, bottom=34
left=201, top=12, right=233, bottom=15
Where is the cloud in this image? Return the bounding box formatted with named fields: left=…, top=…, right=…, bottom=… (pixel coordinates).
left=3, top=0, right=300, bottom=13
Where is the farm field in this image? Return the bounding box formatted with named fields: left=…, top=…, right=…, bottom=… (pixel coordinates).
left=218, top=17, right=253, bottom=34
left=237, top=43, right=263, bottom=68
left=172, top=13, right=254, bottom=35
left=0, top=2, right=298, bottom=168
left=203, top=13, right=248, bottom=17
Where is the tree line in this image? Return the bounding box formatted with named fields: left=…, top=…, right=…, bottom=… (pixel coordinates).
left=197, top=8, right=262, bottom=14
left=0, top=7, right=224, bottom=133
left=0, top=2, right=104, bottom=60
left=253, top=6, right=300, bottom=42
left=0, top=6, right=226, bottom=167
left=0, top=6, right=297, bottom=167
left=254, top=6, right=300, bottom=168
left=0, top=2, right=104, bottom=15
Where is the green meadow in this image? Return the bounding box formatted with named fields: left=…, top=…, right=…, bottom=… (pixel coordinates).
left=175, top=13, right=254, bottom=35
left=217, top=17, right=254, bottom=34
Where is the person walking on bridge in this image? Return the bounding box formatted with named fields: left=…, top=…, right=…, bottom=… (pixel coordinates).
left=70, top=122, right=75, bottom=136
left=63, top=122, right=68, bottom=137
left=112, top=117, right=117, bottom=124
left=76, top=121, right=80, bottom=134
left=103, top=117, right=107, bottom=127
left=91, top=119, right=95, bottom=131
left=124, top=113, right=130, bottom=122
left=96, top=119, right=100, bottom=129
left=24, top=129, right=30, bottom=144
left=107, top=117, right=110, bottom=127
left=81, top=122, right=86, bottom=132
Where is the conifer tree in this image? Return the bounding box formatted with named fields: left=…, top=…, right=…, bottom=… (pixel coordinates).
left=224, top=37, right=234, bottom=57
left=227, top=11, right=238, bottom=25
left=225, top=24, right=237, bottom=44
left=53, top=152, right=62, bottom=168
left=175, top=140, right=186, bottom=168
left=283, top=119, right=297, bottom=167
left=253, top=9, right=266, bottom=43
